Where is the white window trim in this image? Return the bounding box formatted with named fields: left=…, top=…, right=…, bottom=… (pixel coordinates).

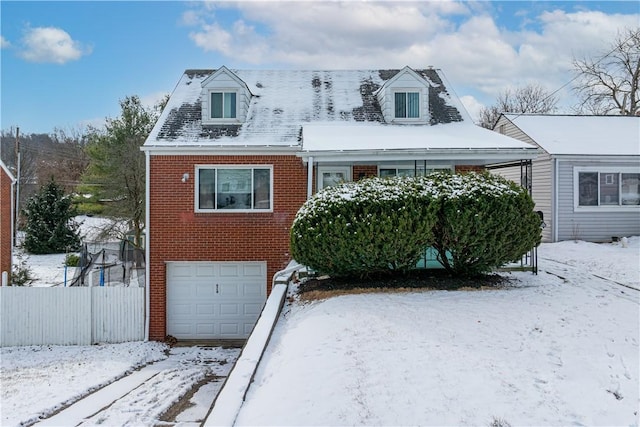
left=204, top=88, right=240, bottom=124
left=317, top=166, right=351, bottom=191
left=195, top=165, right=273, bottom=213
left=573, top=166, right=640, bottom=212
left=392, top=89, right=423, bottom=123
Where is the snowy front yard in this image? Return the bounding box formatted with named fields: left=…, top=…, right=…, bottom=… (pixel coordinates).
left=1, top=237, right=638, bottom=426
left=234, top=239, right=639, bottom=426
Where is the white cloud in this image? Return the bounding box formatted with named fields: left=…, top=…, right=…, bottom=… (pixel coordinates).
left=1, top=36, right=10, bottom=49
left=183, top=2, right=638, bottom=109
left=19, top=26, right=91, bottom=64
left=140, top=91, right=170, bottom=110
left=459, top=95, right=485, bottom=123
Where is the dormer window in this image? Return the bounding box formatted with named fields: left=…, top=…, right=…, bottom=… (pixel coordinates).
left=211, top=92, right=237, bottom=119
left=394, top=91, right=420, bottom=119
left=376, top=67, right=430, bottom=124
left=200, top=66, right=251, bottom=125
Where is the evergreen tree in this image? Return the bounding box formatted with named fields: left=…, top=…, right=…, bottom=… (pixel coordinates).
left=22, top=179, right=81, bottom=254
left=82, top=95, right=167, bottom=246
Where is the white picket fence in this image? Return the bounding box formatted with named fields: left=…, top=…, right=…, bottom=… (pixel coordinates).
left=0, top=287, right=145, bottom=347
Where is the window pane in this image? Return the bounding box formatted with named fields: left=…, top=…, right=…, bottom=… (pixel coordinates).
left=599, top=173, right=619, bottom=205
left=217, top=169, right=251, bottom=209
left=211, top=93, right=223, bottom=118
left=407, top=92, right=419, bottom=118
left=621, top=173, right=640, bottom=205
left=394, top=92, right=406, bottom=118
left=198, top=169, right=216, bottom=209
left=397, top=168, right=415, bottom=177
left=253, top=169, right=271, bottom=209
left=224, top=93, right=236, bottom=119
left=379, top=169, right=396, bottom=178
left=322, top=172, right=346, bottom=188
left=578, top=172, right=598, bottom=206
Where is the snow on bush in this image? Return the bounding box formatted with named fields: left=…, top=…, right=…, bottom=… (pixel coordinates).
left=290, top=176, right=438, bottom=277
left=430, top=172, right=542, bottom=276
left=291, top=172, right=542, bottom=278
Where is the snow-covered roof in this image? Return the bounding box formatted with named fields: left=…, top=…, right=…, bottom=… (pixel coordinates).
left=503, top=114, right=640, bottom=156
left=302, top=122, right=536, bottom=151
left=146, top=68, right=465, bottom=147
left=143, top=67, right=539, bottom=162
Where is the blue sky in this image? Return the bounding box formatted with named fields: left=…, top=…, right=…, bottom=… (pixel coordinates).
left=1, top=1, right=638, bottom=134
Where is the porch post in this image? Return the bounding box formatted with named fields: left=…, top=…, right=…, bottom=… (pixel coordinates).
left=307, top=156, right=314, bottom=199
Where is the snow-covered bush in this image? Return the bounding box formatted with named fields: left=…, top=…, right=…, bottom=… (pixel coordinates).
left=290, top=176, right=438, bottom=277
left=291, top=172, right=541, bottom=279
left=430, top=172, right=542, bottom=276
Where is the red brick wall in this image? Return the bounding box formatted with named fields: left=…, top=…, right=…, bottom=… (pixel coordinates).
left=455, top=165, right=485, bottom=174
left=148, top=154, right=307, bottom=340
left=353, top=165, right=378, bottom=180
left=0, top=168, right=12, bottom=280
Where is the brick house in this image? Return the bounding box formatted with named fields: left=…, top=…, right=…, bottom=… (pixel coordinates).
left=142, top=66, right=538, bottom=341
left=0, top=160, right=15, bottom=284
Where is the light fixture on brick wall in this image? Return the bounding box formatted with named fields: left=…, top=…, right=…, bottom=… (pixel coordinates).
left=181, top=173, right=189, bottom=183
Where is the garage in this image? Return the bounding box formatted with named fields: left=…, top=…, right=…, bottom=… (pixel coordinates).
left=166, top=261, right=267, bottom=339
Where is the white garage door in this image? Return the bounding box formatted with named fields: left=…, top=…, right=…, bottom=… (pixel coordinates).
left=166, top=261, right=267, bottom=339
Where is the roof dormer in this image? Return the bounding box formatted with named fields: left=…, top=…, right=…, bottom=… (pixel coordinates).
left=376, top=66, right=430, bottom=125
left=201, top=66, right=252, bottom=125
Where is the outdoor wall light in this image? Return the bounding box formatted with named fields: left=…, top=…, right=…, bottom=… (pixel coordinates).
left=181, top=173, right=189, bottom=183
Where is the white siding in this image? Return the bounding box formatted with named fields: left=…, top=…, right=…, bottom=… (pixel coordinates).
left=0, top=287, right=144, bottom=347
left=492, top=116, right=554, bottom=242
left=556, top=160, right=640, bottom=242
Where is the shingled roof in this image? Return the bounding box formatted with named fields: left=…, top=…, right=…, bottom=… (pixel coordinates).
left=147, top=68, right=466, bottom=146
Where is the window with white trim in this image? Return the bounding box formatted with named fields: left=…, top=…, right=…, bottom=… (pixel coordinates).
left=197, top=166, right=272, bottom=212
left=317, top=166, right=351, bottom=190
left=210, top=92, right=237, bottom=119
left=575, top=168, right=640, bottom=208
left=394, top=91, right=420, bottom=119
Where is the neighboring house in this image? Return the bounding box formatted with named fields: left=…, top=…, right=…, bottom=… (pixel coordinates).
left=142, top=66, right=539, bottom=341
left=1, top=160, right=15, bottom=283
left=490, top=113, right=640, bottom=243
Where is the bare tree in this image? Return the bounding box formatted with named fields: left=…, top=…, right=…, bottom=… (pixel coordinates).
left=477, top=84, right=558, bottom=129
left=572, top=27, right=640, bottom=115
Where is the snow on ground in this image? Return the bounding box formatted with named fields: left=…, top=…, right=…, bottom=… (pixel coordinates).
left=2, top=237, right=639, bottom=427
left=15, top=215, right=125, bottom=287
left=234, top=238, right=640, bottom=426
left=0, top=343, right=240, bottom=426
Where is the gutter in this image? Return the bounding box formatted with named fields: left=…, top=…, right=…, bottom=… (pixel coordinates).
left=297, top=147, right=540, bottom=163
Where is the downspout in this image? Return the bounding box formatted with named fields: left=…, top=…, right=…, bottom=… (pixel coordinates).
left=307, top=156, right=314, bottom=199
left=144, top=150, right=150, bottom=341
left=553, top=158, right=559, bottom=243
left=10, top=177, right=15, bottom=255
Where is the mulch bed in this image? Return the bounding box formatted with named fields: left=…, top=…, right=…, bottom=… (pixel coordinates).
left=298, top=269, right=512, bottom=295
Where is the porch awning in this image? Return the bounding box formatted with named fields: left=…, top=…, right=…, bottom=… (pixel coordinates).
left=299, top=122, right=539, bottom=164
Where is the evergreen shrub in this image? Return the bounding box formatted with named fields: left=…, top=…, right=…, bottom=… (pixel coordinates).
left=22, top=179, right=82, bottom=254
left=290, top=176, right=438, bottom=277
left=430, top=172, right=542, bottom=276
